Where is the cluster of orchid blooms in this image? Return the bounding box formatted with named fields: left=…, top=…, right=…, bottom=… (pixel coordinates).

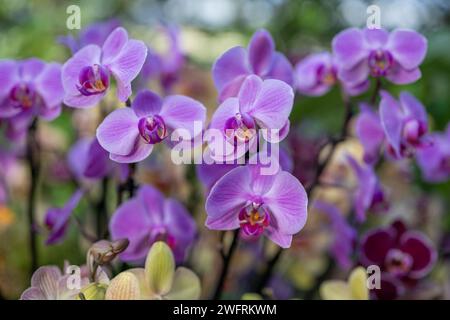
left=0, top=19, right=448, bottom=300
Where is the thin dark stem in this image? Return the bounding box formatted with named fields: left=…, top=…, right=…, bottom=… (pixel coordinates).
left=212, top=230, right=240, bottom=300
left=252, top=93, right=354, bottom=294
left=96, top=177, right=109, bottom=240
left=26, top=118, right=40, bottom=276
left=73, top=216, right=97, bottom=243
left=127, top=163, right=136, bottom=198
left=370, top=78, right=382, bottom=105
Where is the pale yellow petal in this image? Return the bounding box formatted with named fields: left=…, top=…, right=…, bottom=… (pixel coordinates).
left=349, top=267, right=369, bottom=300
left=320, top=281, right=353, bottom=300
left=105, top=272, right=141, bottom=300
left=164, top=267, right=201, bottom=300
left=145, top=241, right=175, bottom=296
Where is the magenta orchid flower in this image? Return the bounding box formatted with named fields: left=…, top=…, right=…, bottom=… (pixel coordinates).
left=355, top=103, right=385, bottom=165
left=416, top=125, right=450, bottom=182
left=207, top=75, right=293, bottom=161
left=44, top=189, right=83, bottom=245
left=295, top=52, right=369, bottom=97
left=205, top=165, right=307, bottom=248
left=96, top=90, right=206, bottom=163
left=360, top=220, right=437, bottom=299
left=332, top=28, right=427, bottom=87
left=347, top=155, right=388, bottom=222
left=380, top=90, right=429, bottom=159
left=0, top=59, right=63, bottom=127
left=109, top=184, right=197, bottom=263
left=58, top=19, right=121, bottom=54
left=213, top=29, right=294, bottom=102
left=62, top=27, right=147, bottom=108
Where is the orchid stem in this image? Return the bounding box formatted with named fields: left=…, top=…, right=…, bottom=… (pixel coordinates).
left=212, top=229, right=240, bottom=300
left=96, top=176, right=109, bottom=240
left=26, top=118, right=40, bottom=276
left=252, top=94, right=354, bottom=294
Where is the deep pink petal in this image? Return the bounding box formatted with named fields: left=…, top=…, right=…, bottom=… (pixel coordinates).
left=96, top=107, right=140, bottom=156
left=360, top=228, right=395, bottom=266
left=400, top=231, right=437, bottom=279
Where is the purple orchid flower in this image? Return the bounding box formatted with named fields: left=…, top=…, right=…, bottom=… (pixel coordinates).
left=67, top=137, right=129, bottom=182
left=205, top=164, right=308, bottom=248
left=197, top=146, right=293, bottom=193
left=207, top=75, right=293, bottom=161
left=332, top=28, right=427, bottom=87
left=347, top=155, right=388, bottom=222
left=109, top=184, right=197, bottom=263
left=0, top=59, right=63, bottom=127
left=62, top=27, right=147, bottom=108
left=314, top=201, right=356, bottom=270
left=295, top=52, right=369, bottom=97
left=44, top=189, right=83, bottom=245
left=96, top=89, right=206, bottom=163
left=21, top=266, right=86, bottom=300
left=416, top=125, right=450, bottom=182
left=139, top=24, right=185, bottom=93
left=212, top=29, right=294, bottom=102
left=58, top=19, right=121, bottom=54
left=360, top=220, right=437, bottom=299
left=380, top=90, right=429, bottom=159
left=355, top=103, right=385, bottom=165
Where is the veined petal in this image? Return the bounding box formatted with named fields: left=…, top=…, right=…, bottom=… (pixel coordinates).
left=132, top=90, right=163, bottom=118
left=332, top=28, right=368, bottom=70
left=248, top=29, right=275, bottom=76
left=101, top=27, right=128, bottom=65
left=263, top=171, right=307, bottom=235
left=380, top=90, right=404, bottom=156
left=212, top=46, right=249, bottom=92
left=145, top=241, right=175, bottom=296
left=165, top=267, right=201, bottom=300
left=248, top=79, right=294, bottom=129
left=109, top=138, right=153, bottom=163
left=96, top=107, right=140, bottom=156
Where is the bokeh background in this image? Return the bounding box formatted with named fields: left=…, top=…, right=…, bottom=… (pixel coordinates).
left=1, top=0, right=449, bottom=299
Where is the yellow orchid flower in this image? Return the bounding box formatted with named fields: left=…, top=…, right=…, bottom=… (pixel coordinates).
left=105, top=241, right=201, bottom=300
left=320, top=267, right=369, bottom=300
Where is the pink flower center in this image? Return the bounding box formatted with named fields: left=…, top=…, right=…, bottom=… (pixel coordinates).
left=385, top=248, right=413, bottom=276
left=138, top=115, right=167, bottom=144
left=239, top=203, right=270, bottom=237
left=77, top=64, right=109, bottom=96
left=368, top=50, right=393, bottom=77
left=150, top=227, right=176, bottom=250
left=224, top=113, right=256, bottom=144
left=9, top=83, right=41, bottom=110
left=403, top=119, right=426, bottom=146
left=317, top=64, right=337, bottom=86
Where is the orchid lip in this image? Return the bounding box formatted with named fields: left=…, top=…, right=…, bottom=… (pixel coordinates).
left=317, top=64, right=336, bottom=86
left=385, top=248, right=413, bottom=276
left=368, top=49, right=394, bottom=77
left=77, top=64, right=109, bottom=96
left=138, top=115, right=167, bottom=144
left=9, top=83, right=40, bottom=110
left=239, top=203, right=270, bottom=237
left=224, top=112, right=256, bottom=143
